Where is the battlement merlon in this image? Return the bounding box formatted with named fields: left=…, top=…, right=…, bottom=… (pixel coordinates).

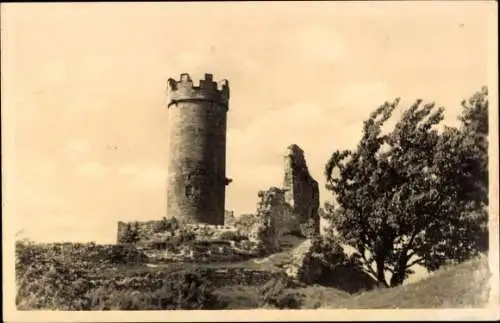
left=167, top=73, right=230, bottom=109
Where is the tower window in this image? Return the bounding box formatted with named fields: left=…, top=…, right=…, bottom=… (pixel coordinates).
left=185, top=184, right=193, bottom=197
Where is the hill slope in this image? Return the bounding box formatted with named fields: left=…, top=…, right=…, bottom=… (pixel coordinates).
left=311, top=254, right=491, bottom=309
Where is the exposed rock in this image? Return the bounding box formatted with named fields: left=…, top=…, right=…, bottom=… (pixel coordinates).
left=283, top=144, right=320, bottom=236
left=316, top=263, right=380, bottom=294
left=283, top=237, right=380, bottom=293
left=284, top=239, right=323, bottom=284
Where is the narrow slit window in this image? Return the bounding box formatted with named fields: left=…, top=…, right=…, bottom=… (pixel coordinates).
left=185, top=184, right=193, bottom=197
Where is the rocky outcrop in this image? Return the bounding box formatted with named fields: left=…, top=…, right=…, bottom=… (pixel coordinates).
left=283, top=238, right=380, bottom=293
left=283, top=144, right=320, bottom=236
left=316, top=263, right=380, bottom=294
left=284, top=239, right=323, bottom=284
left=188, top=267, right=289, bottom=287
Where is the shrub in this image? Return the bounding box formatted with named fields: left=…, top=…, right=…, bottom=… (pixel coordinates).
left=120, top=222, right=141, bottom=244
left=232, top=213, right=258, bottom=233
left=91, top=269, right=224, bottom=310
left=259, top=277, right=303, bottom=309
left=154, top=269, right=223, bottom=310
left=300, top=218, right=319, bottom=239
left=310, top=235, right=347, bottom=266
left=218, top=230, right=247, bottom=242
left=152, top=216, right=181, bottom=234
left=15, top=240, right=224, bottom=310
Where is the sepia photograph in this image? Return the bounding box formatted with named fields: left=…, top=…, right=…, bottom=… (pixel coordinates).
left=2, top=1, right=499, bottom=321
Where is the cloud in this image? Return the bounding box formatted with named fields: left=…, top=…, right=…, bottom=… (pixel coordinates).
left=116, top=164, right=167, bottom=189
left=75, top=162, right=108, bottom=177
left=336, top=81, right=391, bottom=108
left=15, top=184, right=65, bottom=209
left=231, top=101, right=322, bottom=148
left=66, top=138, right=91, bottom=155
left=285, top=25, right=348, bottom=64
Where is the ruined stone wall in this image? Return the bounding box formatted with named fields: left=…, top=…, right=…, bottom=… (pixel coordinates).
left=283, top=144, right=320, bottom=236
left=144, top=244, right=253, bottom=264
left=117, top=220, right=161, bottom=243
left=166, top=73, right=231, bottom=225
left=181, top=267, right=289, bottom=287
left=249, top=187, right=290, bottom=252
left=206, top=268, right=289, bottom=287
left=224, top=210, right=235, bottom=225
left=116, top=220, right=243, bottom=244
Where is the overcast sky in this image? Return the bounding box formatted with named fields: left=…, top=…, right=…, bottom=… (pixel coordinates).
left=2, top=2, right=496, bottom=243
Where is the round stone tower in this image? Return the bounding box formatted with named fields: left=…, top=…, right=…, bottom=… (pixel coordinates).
left=166, top=73, right=231, bottom=225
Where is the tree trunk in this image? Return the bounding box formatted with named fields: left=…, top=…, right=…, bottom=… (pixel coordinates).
left=376, top=258, right=388, bottom=287
left=390, top=269, right=406, bottom=287
left=374, top=235, right=393, bottom=287
left=390, top=255, right=409, bottom=287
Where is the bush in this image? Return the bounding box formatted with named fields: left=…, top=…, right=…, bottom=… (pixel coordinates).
left=300, top=218, right=318, bottom=239
left=310, top=235, right=347, bottom=266
left=93, top=269, right=224, bottom=310
left=16, top=241, right=146, bottom=274
left=154, top=270, right=223, bottom=310
left=217, top=230, right=247, bottom=242
left=15, top=240, right=224, bottom=310
left=152, top=216, right=181, bottom=234
left=232, top=213, right=258, bottom=233
left=259, top=277, right=303, bottom=309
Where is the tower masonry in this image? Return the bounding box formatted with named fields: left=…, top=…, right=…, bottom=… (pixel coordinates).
left=283, top=144, right=320, bottom=235
left=166, top=73, right=231, bottom=225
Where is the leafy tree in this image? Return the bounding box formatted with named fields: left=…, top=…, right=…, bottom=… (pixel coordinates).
left=232, top=213, right=258, bottom=233
left=323, top=89, right=488, bottom=287
left=454, top=86, right=488, bottom=251
left=300, top=218, right=319, bottom=239
left=310, top=234, right=347, bottom=266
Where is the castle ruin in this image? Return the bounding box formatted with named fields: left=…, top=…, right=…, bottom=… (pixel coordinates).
left=166, top=73, right=232, bottom=225
left=283, top=144, right=320, bottom=235
left=117, top=74, right=321, bottom=246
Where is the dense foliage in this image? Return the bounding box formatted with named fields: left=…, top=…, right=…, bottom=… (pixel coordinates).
left=232, top=213, right=259, bottom=233
left=15, top=240, right=223, bottom=310
left=152, top=216, right=182, bottom=233
left=300, top=218, right=319, bottom=239
left=259, top=277, right=304, bottom=309
left=323, top=88, right=489, bottom=287
left=310, top=234, right=348, bottom=266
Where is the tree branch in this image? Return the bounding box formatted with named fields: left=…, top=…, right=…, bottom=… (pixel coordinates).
left=407, top=249, right=418, bottom=260
left=405, top=257, right=425, bottom=268
left=359, top=250, right=378, bottom=279
left=397, top=228, right=424, bottom=267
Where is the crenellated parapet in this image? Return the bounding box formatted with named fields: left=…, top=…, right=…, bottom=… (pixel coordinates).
left=167, top=73, right=230, bottom=109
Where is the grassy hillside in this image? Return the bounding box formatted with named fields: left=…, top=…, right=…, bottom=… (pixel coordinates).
left=314, top=254, right=490, bottom=309
left=16, top=239, right=491, bottom=310
left=216, top=254, right=491, bottom=309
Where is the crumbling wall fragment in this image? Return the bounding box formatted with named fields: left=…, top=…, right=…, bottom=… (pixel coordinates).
left=249, top=187, right=288, bottom=253
left=283, top=144, right=320, bottom=236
